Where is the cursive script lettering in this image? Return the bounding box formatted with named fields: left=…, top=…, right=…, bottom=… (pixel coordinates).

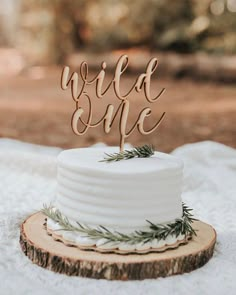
left=61, top=55, right=166, bottom=151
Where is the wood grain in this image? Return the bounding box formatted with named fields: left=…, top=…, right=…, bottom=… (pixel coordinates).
left=20, top=212, right=216, bottom=280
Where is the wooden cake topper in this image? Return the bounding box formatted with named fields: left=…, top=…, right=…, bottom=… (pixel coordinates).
left=61, top=55, right=166, bottom=151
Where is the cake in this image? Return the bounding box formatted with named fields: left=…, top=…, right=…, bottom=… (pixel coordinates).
left=43, top=146, right=195, bottom=254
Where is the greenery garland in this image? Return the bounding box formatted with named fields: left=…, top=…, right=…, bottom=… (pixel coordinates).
left=42, top=203, right=197, bottom=245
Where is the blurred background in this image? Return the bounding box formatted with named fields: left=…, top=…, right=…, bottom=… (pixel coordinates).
left=0, top=0, right=235, bottom=151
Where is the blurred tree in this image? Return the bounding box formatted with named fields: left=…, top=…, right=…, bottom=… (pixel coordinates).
left=152, top=0, right=196, bottom=52
left=12, top=0, right=236, bottom=65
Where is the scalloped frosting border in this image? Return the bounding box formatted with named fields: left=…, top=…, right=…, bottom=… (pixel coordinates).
left=42, top=203, right=196, bottom=254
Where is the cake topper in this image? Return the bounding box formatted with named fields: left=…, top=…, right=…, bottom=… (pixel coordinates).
left=61, top=55, right=166, bottom=152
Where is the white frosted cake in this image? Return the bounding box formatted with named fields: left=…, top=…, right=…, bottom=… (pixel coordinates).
left=44, top=146, right=192, bottom=253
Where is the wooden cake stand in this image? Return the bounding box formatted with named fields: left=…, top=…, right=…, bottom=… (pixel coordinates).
left=20, top=212, right=216, bottom=280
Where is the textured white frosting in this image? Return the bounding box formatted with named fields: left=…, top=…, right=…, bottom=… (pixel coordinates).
left=54, top=147, right=184, bottom=235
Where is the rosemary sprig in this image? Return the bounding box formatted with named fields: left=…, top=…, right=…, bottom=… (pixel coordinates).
left=42, top=203, right=197, bottom=245
left=99, top=144, right=155, bottom=162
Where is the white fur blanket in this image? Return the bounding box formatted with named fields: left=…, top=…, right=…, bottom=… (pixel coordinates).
left=0, top=139, right=236, bottom=295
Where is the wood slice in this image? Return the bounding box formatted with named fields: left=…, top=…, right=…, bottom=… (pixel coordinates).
left=19, top=212, right=216, bottom=280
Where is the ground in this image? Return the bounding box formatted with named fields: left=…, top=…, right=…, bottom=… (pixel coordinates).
left=0, top=67, right=235, bottom=152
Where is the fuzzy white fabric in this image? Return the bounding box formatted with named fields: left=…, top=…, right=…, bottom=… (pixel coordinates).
left=0, top=139, right=236, bottom=295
